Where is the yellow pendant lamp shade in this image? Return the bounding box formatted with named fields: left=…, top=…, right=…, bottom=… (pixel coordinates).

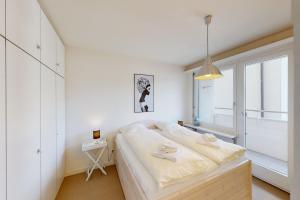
left=195, top=15, right=223, bottom=81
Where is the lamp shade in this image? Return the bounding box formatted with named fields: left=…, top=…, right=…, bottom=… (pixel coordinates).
left=93, top=130, right=101, bottom=139
left=194, top=57, right=223, bottom=80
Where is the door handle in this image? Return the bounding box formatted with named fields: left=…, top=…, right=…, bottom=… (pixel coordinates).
left=241, top=112, right=247, bottom=117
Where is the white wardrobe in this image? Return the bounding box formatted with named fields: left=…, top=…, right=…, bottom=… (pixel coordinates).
left=0, top=1, right=5, bottom=199
left=1, top=0, right=66, bottom=199
left=0, top=36, right=6, bottom=200
left=0, top=0, right=4, bottom=36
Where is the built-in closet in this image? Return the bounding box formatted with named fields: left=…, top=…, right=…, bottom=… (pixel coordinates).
left=0, top=0, right=66, bottom=199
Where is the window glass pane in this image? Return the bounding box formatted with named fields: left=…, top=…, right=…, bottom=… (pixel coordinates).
left=245, top=56, right=288, bottom=121
left=245, top=56, right=288, bottom=175
left=263, top=56, right=288, bottom=121
left=198, top=67, right=234, bottom=129
left=198, top=80, right=214, bottom=124
left=245, top=63, right=261, bottom=119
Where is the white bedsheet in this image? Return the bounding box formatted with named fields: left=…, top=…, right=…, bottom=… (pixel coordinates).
left=122, top=125, right=217, bottom=188
left=155, top=122, right=245, bottom=164
left=116, top=133, right=248, bottom=200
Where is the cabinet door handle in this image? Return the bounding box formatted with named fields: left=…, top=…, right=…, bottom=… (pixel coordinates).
left=56, top=63, right=60, bottom=67
left=37, top=149, right=41, bottom=154
left=36, top=44, right=41, bottom=50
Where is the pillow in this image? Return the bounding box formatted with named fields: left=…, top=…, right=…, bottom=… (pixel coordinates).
left=138, top=120, right=158, bottom=129
left=119, top=123, right=146, bottom=133
left=119, top=120, right=159, bottom=133
left=155, top=121, right=178, bottom=131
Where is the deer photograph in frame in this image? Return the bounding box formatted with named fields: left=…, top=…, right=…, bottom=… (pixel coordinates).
left=134, top=74, right=154, bottom=113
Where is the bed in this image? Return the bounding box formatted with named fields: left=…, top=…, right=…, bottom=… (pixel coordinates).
left=114, top=124, right=252, bottom=200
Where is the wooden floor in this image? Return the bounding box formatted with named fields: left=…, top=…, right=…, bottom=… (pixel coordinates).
left=56, top=166, right=290, bottom=200
left=252, top=178, right=290, bottom=200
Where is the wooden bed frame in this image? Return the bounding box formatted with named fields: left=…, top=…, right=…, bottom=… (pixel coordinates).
left=115, top=145, right=252, bottom=200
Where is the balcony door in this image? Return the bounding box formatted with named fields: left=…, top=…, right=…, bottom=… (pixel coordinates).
left=243, top=54, right=291, bottom=191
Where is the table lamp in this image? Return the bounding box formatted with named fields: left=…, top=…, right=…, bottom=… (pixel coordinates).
left=93, top=130, right=101, bottom=139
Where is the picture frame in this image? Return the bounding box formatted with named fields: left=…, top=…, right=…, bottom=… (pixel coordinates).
left=134, top=74, right=154, bottom=113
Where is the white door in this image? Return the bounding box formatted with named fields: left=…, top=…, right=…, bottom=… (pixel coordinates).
left=41, top=65, right=57, bottom=200
left=41, top=10, right=57, bottom=71
left=56, top=37, right=65, bottom=77
left=0, top=0, right=4, bottom=36
left=6, top=42, right=41, bottom=200
left=56, top=75, right=65, bottom=190
left=0, top=36, right=6, bottom=200
left=6, top=0, right=41, bottom=59
left=242, top=53, right=292, bottom=191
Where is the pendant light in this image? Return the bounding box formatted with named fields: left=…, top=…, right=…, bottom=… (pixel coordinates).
left=195, top=15, right=223, bottom=80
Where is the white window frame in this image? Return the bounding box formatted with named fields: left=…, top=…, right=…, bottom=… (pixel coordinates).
left=235, top=40, right=293, bottom=147
left=194, top=63, right=237, bottom=136
left=243, top=55, right=289, bottom=122
left=193, top=38, right=294, bottom=191
left=218, top=38, right=293, bottom=191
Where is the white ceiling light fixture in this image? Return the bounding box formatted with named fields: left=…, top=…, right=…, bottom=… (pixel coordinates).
left=195, top=15, right=223, bottom=80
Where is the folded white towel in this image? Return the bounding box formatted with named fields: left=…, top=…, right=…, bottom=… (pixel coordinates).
left=152, top=152, right=177, bottom=162
left=159, top=148, right=177, bottom=154
left=202, top=133, right=217, bottom=142
left=196, top=135, right=220, bottom=148
left=159, top=143, right=177, bottom=154
left=161, top=143, right=177, bottom=150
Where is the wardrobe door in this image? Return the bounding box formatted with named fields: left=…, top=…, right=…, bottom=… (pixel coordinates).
left=56, top=75, right=65, bottom=136
left=6, top=42, right=41, bottom=200
left=41, top=65, right=57, bottom=200
left=57, top=133, right=65, bottom=190
left=56, top=37, right=65, bottom=77
left=56, top=75, right=65, bottom=190
left=6, top=0, right=41, bottom=59
left=0, top=36, right=6, bottom=200
left=41, top=10, right=57, bottom=71
left=0, top=0, right=4, bottom=36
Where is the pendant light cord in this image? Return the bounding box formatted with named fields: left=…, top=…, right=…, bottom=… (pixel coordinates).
left=207, top=22, right=209, bottom=58
left=204, top=15, right=211, bottom=59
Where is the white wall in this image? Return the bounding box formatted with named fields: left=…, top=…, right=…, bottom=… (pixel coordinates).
left=65, top=47, right=190, bottom=176
left=292, top=0, right=300, bottom=199
left=185, top=72, right=194, bottom=123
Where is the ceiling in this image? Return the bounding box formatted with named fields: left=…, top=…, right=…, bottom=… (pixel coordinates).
left=38, top=0, right=292, bottom=66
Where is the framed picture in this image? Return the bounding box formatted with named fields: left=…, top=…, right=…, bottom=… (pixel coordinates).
left=134, top=74, right=154, bottom=113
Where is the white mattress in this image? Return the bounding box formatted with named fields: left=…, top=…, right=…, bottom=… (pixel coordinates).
left=116, top=133, right=247, bottom=200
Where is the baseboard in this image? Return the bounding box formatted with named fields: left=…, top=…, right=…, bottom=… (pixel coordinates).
left=65, top=167, right=87, bottom=177
left=252, top=163, right=290, bottom=192
left=64, top=160, right=115, bottom=177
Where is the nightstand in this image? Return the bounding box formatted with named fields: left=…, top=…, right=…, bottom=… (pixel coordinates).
left=82, top=139, right=107, bottom=181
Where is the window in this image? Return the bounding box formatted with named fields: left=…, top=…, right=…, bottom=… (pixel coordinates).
left=193, top=45, right=292, bottom=189
left=245, top=56, right=288, bottom=121
left=194, top=66, right=236, bottom=132
left=245, top=55, right=288, bottom=165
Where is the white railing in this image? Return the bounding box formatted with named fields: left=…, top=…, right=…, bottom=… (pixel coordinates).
left=213, top=108, right=288, bottom=162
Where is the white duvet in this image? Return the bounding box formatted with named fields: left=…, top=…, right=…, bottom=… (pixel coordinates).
left=155, top=122, right=245, bottom=164
left=121, top=125, right=217, bottom=188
